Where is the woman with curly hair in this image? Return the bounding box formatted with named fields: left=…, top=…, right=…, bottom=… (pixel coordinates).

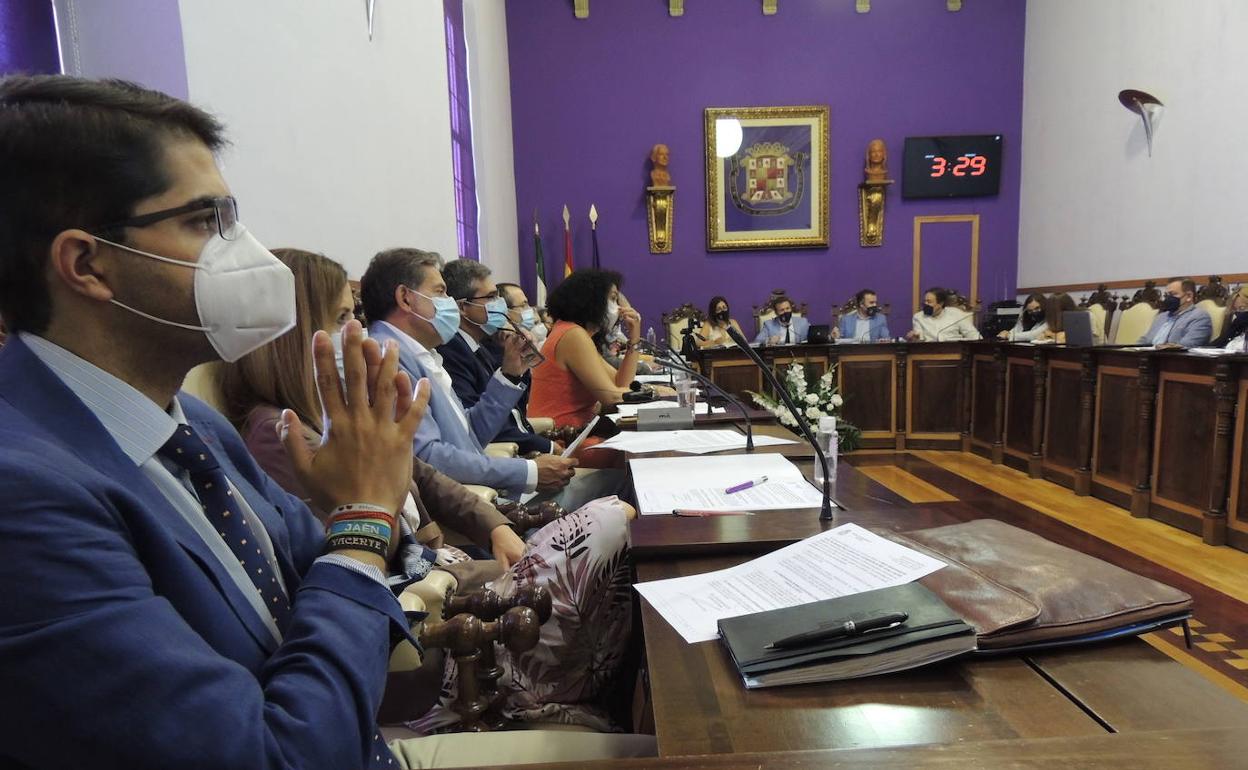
left=529, top=269, right=642, bottom=428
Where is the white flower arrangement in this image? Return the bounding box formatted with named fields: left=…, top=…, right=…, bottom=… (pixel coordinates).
left=748, top=363, right=860, bottom=450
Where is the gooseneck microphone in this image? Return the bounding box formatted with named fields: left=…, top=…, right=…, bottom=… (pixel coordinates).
left=639, top=340, right=754, bottom=452
left=725, top=325, right=835, bottom=521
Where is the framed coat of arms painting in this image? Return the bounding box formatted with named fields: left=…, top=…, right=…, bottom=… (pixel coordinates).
left=704, top=105, right=829, bottom=250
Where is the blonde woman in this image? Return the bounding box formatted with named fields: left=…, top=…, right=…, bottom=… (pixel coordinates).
left=220, top=249, right=635, bottom=734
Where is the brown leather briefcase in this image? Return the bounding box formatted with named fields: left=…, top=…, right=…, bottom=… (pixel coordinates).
left=881, top=519, right=1192, bottom=650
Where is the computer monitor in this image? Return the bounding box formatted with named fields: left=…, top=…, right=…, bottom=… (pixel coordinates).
left=1062, top=311, right=1094, bottom=346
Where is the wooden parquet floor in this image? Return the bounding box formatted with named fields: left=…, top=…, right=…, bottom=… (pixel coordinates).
left=845, top=451, right=1248, bottom=703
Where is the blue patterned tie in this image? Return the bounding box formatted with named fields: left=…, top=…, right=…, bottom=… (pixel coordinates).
left=158, top=424, right=292, bottom=630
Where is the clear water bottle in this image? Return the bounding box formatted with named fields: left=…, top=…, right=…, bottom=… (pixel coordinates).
left=813, top=415, right=838, bottom=488
left=645, top=326, right=657, bottom=347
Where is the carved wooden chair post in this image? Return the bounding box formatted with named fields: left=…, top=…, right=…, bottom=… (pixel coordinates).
left=660, top=303, right=706, bottom=354
left=418, top=606, right=542, bottom=732
left=442, top=584, right=554, bottom=730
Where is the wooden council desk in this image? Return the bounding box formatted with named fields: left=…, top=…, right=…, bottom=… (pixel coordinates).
left=617, top=425, right=1248, bottom=760
left=692, top=341, right=1248, bottom=551
left=629, top=500, right=1248, bottom=758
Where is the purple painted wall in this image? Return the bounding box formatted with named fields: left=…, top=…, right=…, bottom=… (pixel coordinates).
left=505, top=0, right=1024, bottom=335
left=59, top=0, right=188, bottom=100
left=1, top=0, right=59, bottom=75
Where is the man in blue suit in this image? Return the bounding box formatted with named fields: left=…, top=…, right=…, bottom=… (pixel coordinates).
left=362, top=250, right=621, bottom=512
left=0, top=75, right=427, bottom=769
left=0, top=75, right=651, bottom=770
left=1138, top=277, right=1213, bottom=349
left=753, top=295, right=810, bottom=345
left=438, top=258, right=554, bottom=455
left=834, top=289, right=892, bottom=343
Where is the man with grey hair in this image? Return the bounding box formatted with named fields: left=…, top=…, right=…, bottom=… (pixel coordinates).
left=362, top=250, right=623, bottom=513
left=440, top=258, right=554, bottom=455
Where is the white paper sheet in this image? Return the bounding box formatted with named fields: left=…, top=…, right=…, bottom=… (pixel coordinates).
left=629, top=453, right=823, bottom=513
left=613, top=401, right=725, bottom=419
left=593, top=430, right=795, bottom=456
left=634, top=523, right=947, bottom=643
left=634, top=374, right=675, bottom=384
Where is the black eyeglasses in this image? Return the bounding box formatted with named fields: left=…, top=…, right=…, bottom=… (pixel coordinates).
left=94, top=196, right=241, bottom=241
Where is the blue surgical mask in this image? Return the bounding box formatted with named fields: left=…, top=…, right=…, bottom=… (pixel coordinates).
left=462, top=297, right=508, bottom=335
left=405, top=286, right=460, bottom=345
left=518, top=307, right=537, bottom=331
left=479, top=297, right=509, bottom=335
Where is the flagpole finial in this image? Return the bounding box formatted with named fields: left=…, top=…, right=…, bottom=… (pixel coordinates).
left=533, top=207, right=540, bottom=235
left=562, top=205, right=571, bottom=228
left=589, top=204, right=598, bottom=228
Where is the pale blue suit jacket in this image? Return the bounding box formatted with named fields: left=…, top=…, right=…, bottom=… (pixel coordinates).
left=370, top=321, right=530, bottom=495
left=838, top=313, right=891, bottom=342
left=1138, top=306, right=1213, bottom=348
left=753, top=315, right=810, bottom=345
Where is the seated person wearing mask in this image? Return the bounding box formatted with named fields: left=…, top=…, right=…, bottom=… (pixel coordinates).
left=754, top=296, right=809, bottom=345
left=0, top=74, right=432, bottom=769
left=998, top=293, right=1049, bottom=342
left=529, top=270, right=646, bottom=465
left=833, top=288, right=891, bottom=342
left=1211, top=285, right=1248, bottom=352
left=438, top=259, right=554, bottom=455
left=221, top=248, right=635, bottom=736
left=1138, top=277, right=1212, bottom=349
left=697, top=295, right=744, bottom=348
left=906, top=287, right=982, bottom=342
left=362, top=249, right=621, bottom=511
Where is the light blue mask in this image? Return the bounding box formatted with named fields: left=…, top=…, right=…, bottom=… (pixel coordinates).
left=518, top=307, right=537, bottom=331
left=476, top=297, right=509, bottom=335
left=406, top=286, right=461, bottom=345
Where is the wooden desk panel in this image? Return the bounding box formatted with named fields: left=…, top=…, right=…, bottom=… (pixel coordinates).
left=472, top=728, right=1248, bottom=770
left=1229, top=377, right=1248, bottom=542
left=1150, top=370, right=1216, bottom=532
left=906, top=354, right=963, bottom=443
left=970, top=354, right=997, bottom=448
left=1043, top=358, right=1082, bottom=476
left=837, top=354, right=895, bottom=440
left=689, top=342, right=1248, bottom=551
left=1092, top=365, right=1142, bottom=500
left=637, top=556, right=1103, bottom=757
left=706, top=356, right=761, bottom=404
left=1003, top=355, right=1035, bottom=461
left=1027, top=642, right=1248, bottom=732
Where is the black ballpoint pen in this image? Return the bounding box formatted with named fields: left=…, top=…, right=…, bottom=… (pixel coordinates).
left=765, top=611, right=909, bottom=650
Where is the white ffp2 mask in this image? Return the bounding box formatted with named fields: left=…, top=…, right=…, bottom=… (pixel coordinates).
left=98, top=226, right=296, bottom=362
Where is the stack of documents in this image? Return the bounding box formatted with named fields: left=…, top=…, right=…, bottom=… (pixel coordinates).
left=634, top=523, right=947, bottom=644
left=594, top=429, right=794, bottom=456
left=628, top=453, right=823, bottom=514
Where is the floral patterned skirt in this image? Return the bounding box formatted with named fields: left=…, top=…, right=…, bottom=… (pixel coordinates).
left=402, top=496, right=633, bottom=734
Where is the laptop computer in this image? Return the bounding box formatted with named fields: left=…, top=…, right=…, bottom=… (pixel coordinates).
left=1062, top=311, right=1095, bottom=346
left=808, top=324, right=831, bottom=344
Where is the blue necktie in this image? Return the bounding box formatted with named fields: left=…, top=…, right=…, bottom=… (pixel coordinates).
left=158, top=424, right=292, bottom=630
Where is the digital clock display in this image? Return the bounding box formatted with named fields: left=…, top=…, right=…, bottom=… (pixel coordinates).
left=902, top=135, right=1003, bottom=199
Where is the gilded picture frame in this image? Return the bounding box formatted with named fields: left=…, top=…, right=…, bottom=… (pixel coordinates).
left=704, top=105, right=829, bottom=250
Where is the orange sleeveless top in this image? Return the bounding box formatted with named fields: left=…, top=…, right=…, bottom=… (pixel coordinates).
left=529, top=321, right=599, bottom=428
